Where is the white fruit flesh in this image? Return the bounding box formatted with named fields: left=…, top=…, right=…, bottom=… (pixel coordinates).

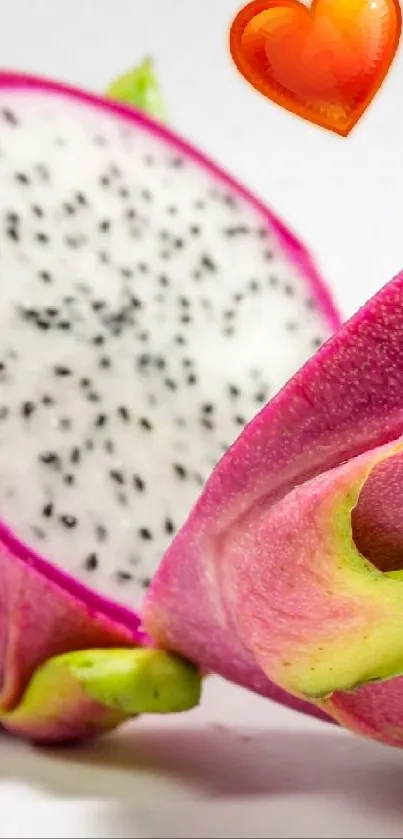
left=0, top=85, right=333, bottom=608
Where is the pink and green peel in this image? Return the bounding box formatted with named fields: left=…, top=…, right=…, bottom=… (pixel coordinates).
left=144, top=269, right=403, bottom=747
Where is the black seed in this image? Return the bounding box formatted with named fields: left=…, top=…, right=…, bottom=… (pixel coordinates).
left=70, top=447, right=81, bottom=464
left=2, top=108, right=18, bottom=125
left=255, top=392, right=267, bottom=404
left=182, top=358, right=193, bottom=368
left=170, top=156, right=184, bottom=168
left=59, top=417, right=72, bottom=430
left=155, top=356, right=166, bottom=370
left=268, top=275, right=278, bottom=286
left=265, top=250, right=274, bottom=260
left=223, top=327, right=234, bottom=337
left=130, top=295, right=142, bottom=309
left=85, top=553, right=98, bottom=571
left=312, top=337, right=322, bottom=348
left=58, top=320, right=71, bottom=331
left=36, top=232, right=49, bottom=244
left=86, top=390, right=101, bottom=402
left=139, top=527, right=152, bottom=540
left=36, top=318, right=51, bottom=330
left=284, top=283, right=294, bottom=296
left=229, top=384, right=240, bottom=398
left=95, top=413, right=107, bottom=428
left=95, top=524, right=107, bottom=542
left=15, top=172, right=30, bottom=185
left=99, top=356, right=111, bottom=369
left=6, top=226, right=19, bottom=242
left=99, top=250, right=109, bottom=264
left=64, top=473, right=75, bottom=485
left=80, top=377, right=91, bottom=388
left=173, top=463, right=187, bottom=479
left=42, top=394, right=54, bottom=406
left=249, top=280, right=260, bottom=292
left=92, top=300, right=105, bottom=312
left=133, top=474, right=145, bottom=492
left=37, top=269, right=52, bottom=284
left=92, top=334, right=105, bottom=346
left=32, top=205, right=44, bottom=220
left=159, top=274, right=169, bottom=288
left=137, top=353, right=151, bottom=370
left=234, top=415, right=246, bottom=425
left=118, top=405, right=130, bottom=422
left=190, top=225, right=200, bottom=235
left=120, top=266, right=133, bottom=278
left=139, top=417, right=153, bottom=431
left=76, top=191, right=87, bottom=206
left=21, top=401, right=35, bottom=418
left=63, top=202, right=75, bottom=215
left=201, top=417, right=214, bottom=430
left=224, top=194, right=237, bottom=208
left=54, top=365, right=72, bottom=377
left=119, top=187, right=129, bottom=199
left=165, top=378, right=177, bottom=391
left=174, top=237, right=184, bottom=249
left=39, top=451, right=60, bottom=466
left=109, top=469, right=125, bottom=485
left=187, top=373, right=197, bottom=385
left=0, top=407, right=9, bottom=420
left=100, top=175, right=110, bottom=187
left=167, top=205, right=177, bottom=215
left=164, top=518, right=175, bottom=535
left=175, top=335, right=186, bottom=346
left=116, top=570, right=133, bottom=582
left=60, top=514, right=77, bottom=528
left=141, top=577, right=151, bottom=589
left=141, top=189, right=152, bottom=202
left=202, top=402, right=214, bottom=414
left=42, top=503, right=54, bottom=518
left=104, top=439, right=114, bottom=454
left=180, top=314, right=191, bottom=325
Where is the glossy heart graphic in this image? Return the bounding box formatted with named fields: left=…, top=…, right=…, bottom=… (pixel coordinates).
left=230, top=0, right=401, bottom=136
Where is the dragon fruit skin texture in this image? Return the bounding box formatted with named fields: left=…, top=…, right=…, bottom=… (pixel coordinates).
left=145, top=270, right=403, bottom=748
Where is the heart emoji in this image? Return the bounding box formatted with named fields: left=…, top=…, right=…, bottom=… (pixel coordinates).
left=229, top=0, right=401, bottom=136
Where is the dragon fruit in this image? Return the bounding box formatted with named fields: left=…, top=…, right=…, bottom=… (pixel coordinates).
left=144, top=269, right=403, bottom=748
left=0, top=68, right=338, bottom=741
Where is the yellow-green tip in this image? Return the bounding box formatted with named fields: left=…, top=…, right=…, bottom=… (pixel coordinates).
left=106, top=57, right=167, bottom=121
left=66, top=647, right=201, bottom=713
left=2, top=648, right=201, bottom=743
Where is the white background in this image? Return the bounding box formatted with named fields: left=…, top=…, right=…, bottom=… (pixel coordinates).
left=1, top=1, right=403, bottom=837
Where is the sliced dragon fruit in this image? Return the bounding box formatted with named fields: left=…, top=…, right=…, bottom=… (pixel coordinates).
left=0, top=69, right=338, bottom=740
left=144, top=269, right=403, bottom=747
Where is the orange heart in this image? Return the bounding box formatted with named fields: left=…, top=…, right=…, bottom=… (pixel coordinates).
left=229, top=0, right=401, bottom=135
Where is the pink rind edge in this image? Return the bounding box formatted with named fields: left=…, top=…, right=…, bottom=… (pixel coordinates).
left=0, top=69, right=341, bottom=333
left=0, top=518, right=147, bottom=642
